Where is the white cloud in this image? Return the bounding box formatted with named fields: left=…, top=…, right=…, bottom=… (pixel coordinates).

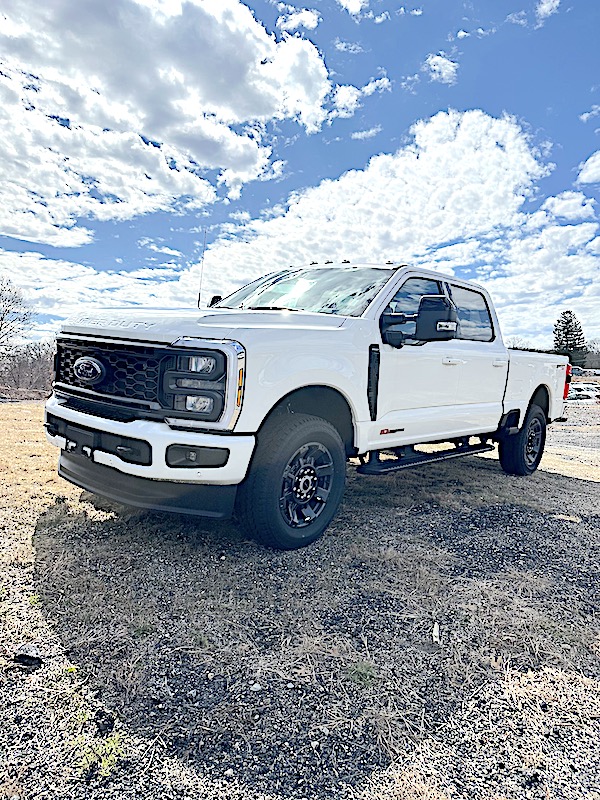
left=334, top=38, right=365, bottom=54
left=351, top=125, right=381, bottom=140
left=373, top=11, right=391, bottom=24
left=138, top=238, right=183, bottom=257
left=580, top=105, right=600, bottom=123
left=363, top=10, right=391, bottom=23
left=578, top=151, right=600, bottom=184
left=506, top=11, right=527, bottom=26
left=362, top=75, right=392, bottom=96
left=277, top=8, right=320, bottom=31
left=535, top=0, right=560, bottom=27
left=456, top=30, right=470, bottom=39
left=333, top=74, right=390, bottom=117
left=0, top=0, right=342, bottom=245
left=7, top=110, right=599, bottom=343
left=336, top=0, right=370, bottom=15
left=333, top=86, right=363, bottom=118
left=423, top=54, right=459, bottom=85
left=542, top=192, right=596, bottom=220
left=400, top=73, right=420, bottom=93
left=410, top=9, right=423, bottom=16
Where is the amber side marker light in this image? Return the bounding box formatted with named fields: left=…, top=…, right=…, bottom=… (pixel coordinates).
left=236, top=367, right=245, bottom=407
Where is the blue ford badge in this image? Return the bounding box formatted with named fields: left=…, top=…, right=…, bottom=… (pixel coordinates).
left=73, top=356, right=105, bottom=385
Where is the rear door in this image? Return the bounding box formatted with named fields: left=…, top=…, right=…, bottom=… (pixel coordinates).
left=445, top=282, right=509, bottom=433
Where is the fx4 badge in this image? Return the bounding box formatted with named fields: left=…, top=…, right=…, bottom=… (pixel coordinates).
left=73, top=356, right=106, bottom=385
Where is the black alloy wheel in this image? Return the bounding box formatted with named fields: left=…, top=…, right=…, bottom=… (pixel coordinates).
left=236, top=413, right=346, bottom=549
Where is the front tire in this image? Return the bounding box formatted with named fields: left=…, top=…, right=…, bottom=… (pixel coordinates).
left=236, top=413, right=346, bottom=550
left=499, top=404, right=546, bottom=476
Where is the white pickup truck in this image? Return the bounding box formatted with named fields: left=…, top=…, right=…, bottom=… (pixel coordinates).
left=45, top=264, right=570, bottom=549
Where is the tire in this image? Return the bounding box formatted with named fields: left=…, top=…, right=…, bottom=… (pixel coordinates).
left=236, top=413, right=346, bottom=550
left=499, top=404, right=546, bottom=476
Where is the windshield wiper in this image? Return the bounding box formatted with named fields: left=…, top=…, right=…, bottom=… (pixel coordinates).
left=247, top=306, right=302, bottom=311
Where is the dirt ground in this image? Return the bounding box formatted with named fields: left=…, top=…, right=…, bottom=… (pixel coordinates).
left=1, top=402, right=599, bottom=800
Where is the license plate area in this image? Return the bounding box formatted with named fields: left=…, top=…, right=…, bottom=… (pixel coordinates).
left=47, top=414, right=152, bottom=466
left=65, top=425, right=96, bottom=458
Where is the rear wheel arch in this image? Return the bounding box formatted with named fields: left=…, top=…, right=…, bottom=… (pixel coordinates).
left=529, top=385, right=550, bottom=420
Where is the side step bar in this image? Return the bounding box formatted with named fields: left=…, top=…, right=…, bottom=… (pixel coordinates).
left=356, top=441, right=494, bottom=475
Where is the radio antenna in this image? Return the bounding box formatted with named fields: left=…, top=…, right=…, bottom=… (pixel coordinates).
left=198, top=227, right=207, bottom=308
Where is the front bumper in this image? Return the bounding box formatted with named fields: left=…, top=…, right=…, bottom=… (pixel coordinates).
left=45, top=394, right=255, bottom=486
left=59, top=452, right=237, bottom=519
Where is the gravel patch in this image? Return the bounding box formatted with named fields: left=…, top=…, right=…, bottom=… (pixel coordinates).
left=1, top=404, right=599, bottom=800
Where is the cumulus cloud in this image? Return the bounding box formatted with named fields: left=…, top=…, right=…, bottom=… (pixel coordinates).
left=578, top=151, right=600, bottom=184
left=276, top=8, right=320, bottom=31
left=0, top=0, right=360, bottom=246
left=542, top=192, right=596, bottom=220
left=333, top=74, right=390, bottom=117
left=580, top=105, right=600, bottom=123
left=8, top=110, right=599, bottom=343
left=423, top=54, right=459, bottom=85
left=535, top=0, right=561, bottom=26
left=336, top=0, right=370, bottom=14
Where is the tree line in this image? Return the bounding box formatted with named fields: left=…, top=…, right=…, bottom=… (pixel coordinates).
left=0, top=276, right=54, bottom=399
left=0, top=274, right=598, bottom=401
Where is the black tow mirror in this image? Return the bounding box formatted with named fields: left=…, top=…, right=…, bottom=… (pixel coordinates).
left=415, top=295, right=458, bottom=341
left=208, top=294, right=222, bottom=307
left=380, top=312, right=409, bottom=348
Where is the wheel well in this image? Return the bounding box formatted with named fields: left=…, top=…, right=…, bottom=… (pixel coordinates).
left=260, top=387, right=355, bottom=456
left=530, top=385, right=550, bottom=419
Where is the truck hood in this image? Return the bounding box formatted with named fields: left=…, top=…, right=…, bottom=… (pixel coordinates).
left=61, top=307, right=346, bottom=343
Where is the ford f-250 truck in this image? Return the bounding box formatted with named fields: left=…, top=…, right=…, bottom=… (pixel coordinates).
left=45, top=264, right=570, bottom=549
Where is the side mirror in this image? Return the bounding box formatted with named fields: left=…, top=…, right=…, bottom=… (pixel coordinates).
left=209, top=294, right=222, bottom=308
left=380, top=312, right=409, bottom=348
left=415, top=295, right=458, bottom=341
left=381, top=325, right=406, bottom=348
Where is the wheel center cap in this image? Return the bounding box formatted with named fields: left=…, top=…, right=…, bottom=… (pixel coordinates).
left=293, top=466, right=318, bottom=502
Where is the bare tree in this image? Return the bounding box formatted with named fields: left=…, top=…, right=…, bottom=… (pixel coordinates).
left=506, top=335, right=532, bottom=349
left=0, top=276, right=33, bottom=354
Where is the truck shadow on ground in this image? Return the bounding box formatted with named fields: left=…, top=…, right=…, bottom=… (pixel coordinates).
left=31, top=456, right=600, bottom=798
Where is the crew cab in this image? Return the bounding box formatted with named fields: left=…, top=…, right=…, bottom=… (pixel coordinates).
left=45, top=264, right=570, bottom=549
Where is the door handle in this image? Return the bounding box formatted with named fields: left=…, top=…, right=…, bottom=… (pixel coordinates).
left=442, top=357, right=465, bottom=365
left=492, top=360, right=508, bottom=367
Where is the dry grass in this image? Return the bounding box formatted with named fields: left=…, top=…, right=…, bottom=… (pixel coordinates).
left=1, top=403, right=599, bottom=800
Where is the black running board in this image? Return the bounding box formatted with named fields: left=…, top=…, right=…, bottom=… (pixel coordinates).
left=356, top=443, right=494, bottom=475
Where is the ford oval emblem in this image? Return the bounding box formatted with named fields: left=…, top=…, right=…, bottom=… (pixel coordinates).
left=73, top=356, right=106, bottom=385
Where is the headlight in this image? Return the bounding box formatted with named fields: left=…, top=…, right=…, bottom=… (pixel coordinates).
left=185, top=355, right=217, bottom=374
left=162, top=349, right=226, bottom=421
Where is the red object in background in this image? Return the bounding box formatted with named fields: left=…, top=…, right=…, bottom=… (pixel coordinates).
left=563, top=363, right=572, bottom=400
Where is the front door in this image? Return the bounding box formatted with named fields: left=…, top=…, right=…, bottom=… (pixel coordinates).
left=369, top=276, right=464, bottom=451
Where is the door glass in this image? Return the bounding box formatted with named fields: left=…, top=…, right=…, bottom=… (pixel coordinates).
left=449, top=285, right=494, bottom=341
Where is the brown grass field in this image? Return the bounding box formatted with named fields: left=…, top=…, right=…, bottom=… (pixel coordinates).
left=1, top=402, right=599, bottom=800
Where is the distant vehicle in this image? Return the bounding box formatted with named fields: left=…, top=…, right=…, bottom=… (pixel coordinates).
left=45, top=264, right=570, bottom=549
left=567, top=382, right=600, bottom=402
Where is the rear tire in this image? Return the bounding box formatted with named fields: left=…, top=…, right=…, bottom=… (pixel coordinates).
left=499, top=404, right=546, bottom=476
left=236, top=413, right=346, bottom=550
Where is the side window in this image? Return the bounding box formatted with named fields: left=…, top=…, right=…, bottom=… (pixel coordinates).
left=448, top=285, right=493, bottom=341
left=384, top=277, right=441, bottom=337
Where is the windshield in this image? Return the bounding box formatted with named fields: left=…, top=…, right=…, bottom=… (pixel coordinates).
left=215, top=266, right=396, bottom=317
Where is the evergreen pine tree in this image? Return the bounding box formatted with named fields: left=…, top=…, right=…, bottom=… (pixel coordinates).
left=553, top=310, right=587, bottom=366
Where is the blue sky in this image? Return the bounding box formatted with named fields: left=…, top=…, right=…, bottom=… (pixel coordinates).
left=0, top=0, right=598, bottom=345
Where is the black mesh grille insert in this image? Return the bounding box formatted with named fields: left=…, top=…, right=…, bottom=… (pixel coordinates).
left=56, top=340, right=168, bottom=405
